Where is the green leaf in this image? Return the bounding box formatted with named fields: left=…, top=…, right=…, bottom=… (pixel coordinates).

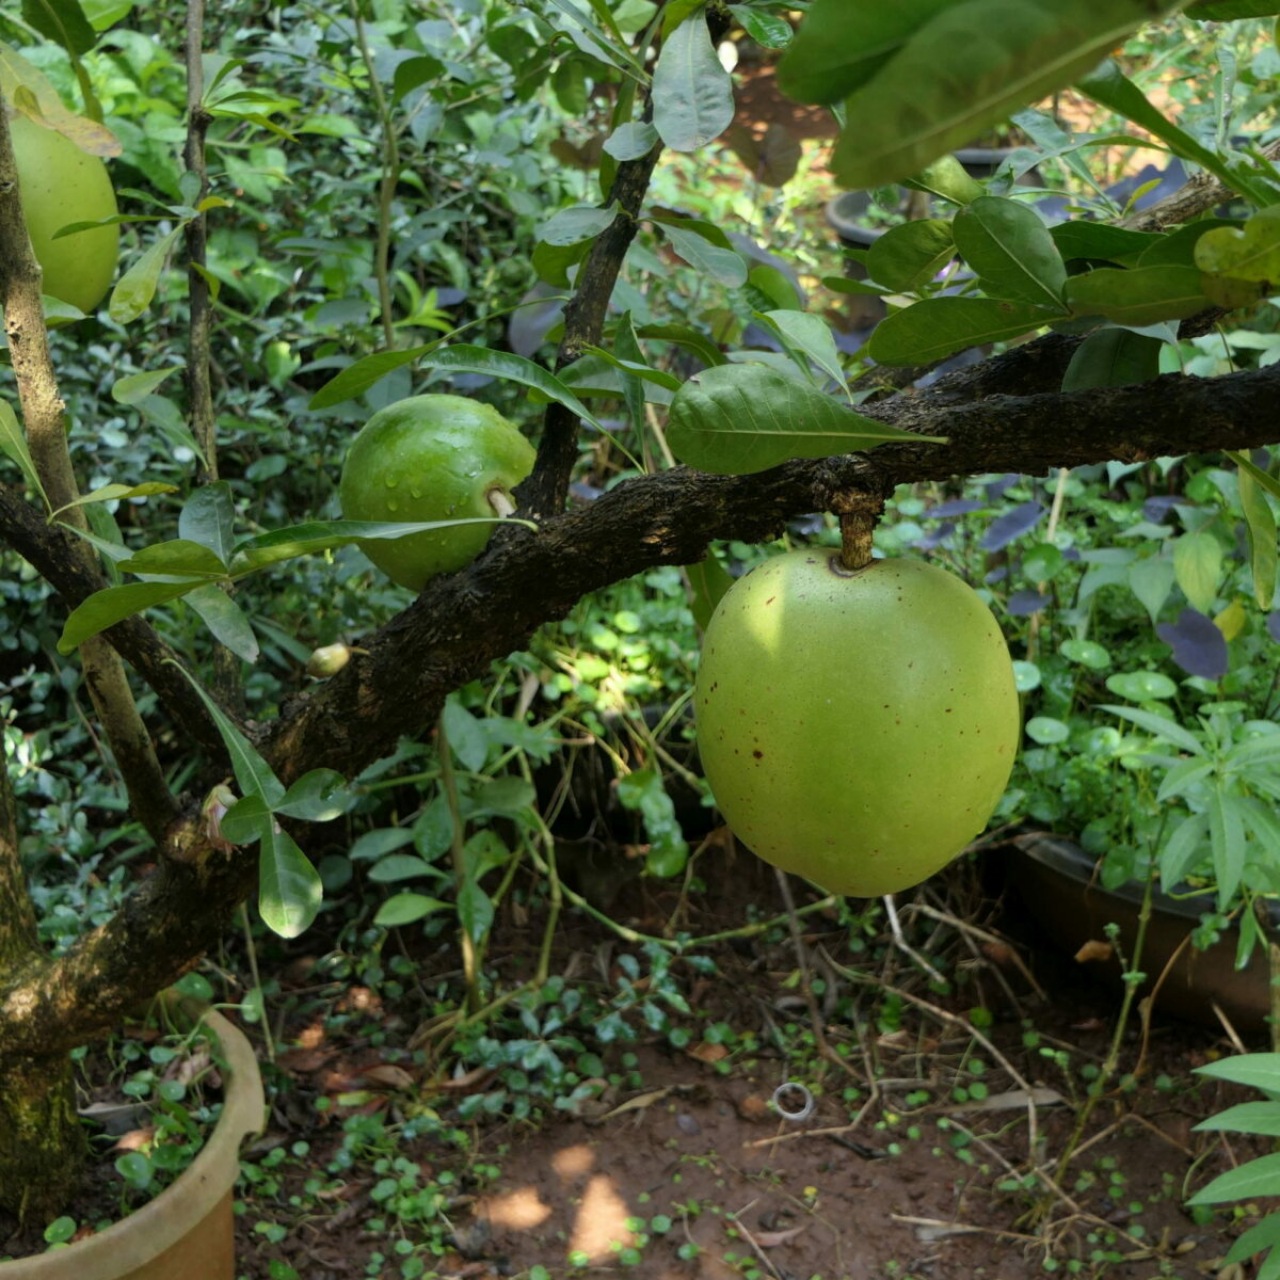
left=1208, top=788, right=1246, bottom=909
left=22, top=0, right=96, bottom=57
left=1197, top=1053, right=1280, bottom=1092
left=49, top=480, right=177, bottom=519
left=467, top=777, right=538, bottom=820
left=118, top=538, right=229, bottom=579
left=829, top=1, right=1188, bottom=189
left=1225, top=1215, right=1280, bottom=1272
left=308, top=345, right=433, bottom=410
left=652, top=6, right=735, bottom=152
left=539, top=202, right=620, bottom=247
left=757, top=310, right=849, bottom=393
left=374, top=892, right=450, bottom=928
left=1189, top=0, right=1280, bottom=15
left=111, top=365, right=185, bottom=405
left=726, top=6, right=792, bottom=49
left=903, top=153, right=984, bottom=206
left=867, top=297, right=1055, bottom=366
left=367, top=854, right=439, bottom=884
left=1127, top=555, right=1176, bottom=625
left=57, top=580, right=204, bottom=654
left=865, top=219, right=955, bottom=292
left=667, top=362, right=943, bottom=474
left=165, top=659, right=286, bottom=807
left=1103, top=670, right=1179, bottom=702
left=443, top=696, right=488, bottom=773
left=0, top=398, right=49, bottom=506
left=775, top=0, right=954, bottom=105
left=415, top=345, right=602, bottom=430
left=655, top=219, right=748, bottom=288
left=182, top=584, right=259, bottom=663
left=258, top=821, right=322, bottom=939
left=1160, top=811, right=1211, bottom=888
left=457, top=871, right=495, bottom=946
left=276, top=769, right=351, bottom=822
left=1232, top=451, right=1278, bottom=610
left=1051, top=221, right=1161, bottom=265
left=1188, top=1152, right=1280, bottom=1205
left=228, top=517, right=532, bottom=576
left=602, top=120, right=660, bottom=160
left=1065, top=266, right=1210, bottom=327
left=1172, top=531, right=1223, bottom=613
left=1099, top=704, right=1204, bottom=755
left=1061, top=328, right=1164, bottom=391
left=218, top=793, right=271, bottom=845
left=177, top=482, right=236, bottom=563
left=1196, top=204, right=1280, bottom=283
left=108, top=226, right=183, bottom=324
left=953, top=197, right=1067, bottom=308
left=635, top=322, right=726, bottom=368
left=1195, top=1100, right=1280, bottom=1137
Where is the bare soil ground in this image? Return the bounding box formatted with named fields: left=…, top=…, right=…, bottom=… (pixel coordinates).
left=235, top=845, right=1268, bottom=1280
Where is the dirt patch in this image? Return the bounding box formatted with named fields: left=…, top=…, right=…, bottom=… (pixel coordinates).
left=232, top=850, right=1269, bottom=1280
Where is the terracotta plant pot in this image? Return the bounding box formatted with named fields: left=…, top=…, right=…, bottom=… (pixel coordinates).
left=1006, top=833, right=1277, bottom=1033
left=1, top=996, right=265, bottom=1280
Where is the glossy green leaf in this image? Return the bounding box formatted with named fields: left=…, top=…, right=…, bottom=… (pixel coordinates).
left=1138, top=218, right=1240, bottom=269
left=602, top=120, right=660, bottom=160
left=307, top=345, right=433, bottom=409
left=636, top=322, right=726, bottom=368
left=1051, top=222, right=1161, bottom=264
left=108, top=226, right=182, bottom=324
left=1103, top=671, right=1179, bottom=703
left=867, top=297, right=1054, bottom=366
left=652, top=7, right=734, bottom=152
left=457, top=866, right=496, bottom=945
left=903, top=153, right=984, bottom=206
left=757, top=310, right=848, bottom=392
left=367, top=854, right=438, bottom=884
left=726, top=5, right=792, bottom=48
left=1064, top=266, right=1210, bottom=327
left=1196, top=1100, right=1280, bottom=1137
left=182, top=584, right=259, bottom=663
left=1197, top=1053, right=1280, bottom=1091
left=1128, top=555, right=1177, bottom=625
left=443, top=696, right=488, bottom=772
left=953, top=197, right=1067, bottom=308
left=218, top=793, right=271, bottom=845
left=865, top=219, right=955, bottom=292
left=258, top=820, right=323, bottom=939
left=1061, top=328, right=1164, bottom=391
left=1172, top=531, right=1223, bottom=613
left=667, top=362, right=943, bottom=474
left=57, top=580, right=205, bottom=654
left=23, top=0, right=96, bottom=56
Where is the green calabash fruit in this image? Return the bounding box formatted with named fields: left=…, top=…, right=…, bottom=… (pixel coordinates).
left=695, top=550, right=1019, bottom=897
left=339, top=394, right=535, bottom=591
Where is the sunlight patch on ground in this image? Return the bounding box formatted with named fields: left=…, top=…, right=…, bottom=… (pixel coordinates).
left=482, top=1185, right=552, bottom=1230
left=568, top=1172, right=636, bottom=1261
left=551, top=1143, right=595, bottom=1179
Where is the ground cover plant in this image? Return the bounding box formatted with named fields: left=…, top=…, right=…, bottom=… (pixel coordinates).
left=7, top=0, right=1280, bottom=1274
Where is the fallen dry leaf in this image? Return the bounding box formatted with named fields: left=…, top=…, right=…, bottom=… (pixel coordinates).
left=1075, top=938, right=1114, bottom=964
left=363, top=1063, right=415, bottom=1090
left=687, top=1041, right=729, bottom=1064
left=112, top=1126, right=155, bottom=1152
left=755, top=1223, right=809, bottom=1248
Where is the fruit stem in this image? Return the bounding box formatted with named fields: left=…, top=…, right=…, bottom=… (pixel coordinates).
left=834, top=491, right=885, bottom=572
left=488, top=487, right=517, bottom=519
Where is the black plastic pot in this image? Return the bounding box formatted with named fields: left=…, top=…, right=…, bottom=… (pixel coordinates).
left=1006, top=833, right=1277, bottom=1033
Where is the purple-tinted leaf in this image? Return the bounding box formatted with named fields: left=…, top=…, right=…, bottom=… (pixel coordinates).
left=985, top=475, right=1021, bottom=501
left=1008, top=590, right=1051, bottom=616
left=918, top=519, right=957, bottom=549
left=1143, top=495, right=1180, bottom=522
left=927, top=499, right=985, bottom=518
left=981, top=500, right=1045, bottom=551
left=1157, top=608, right=1228, bottom=679
left=1063, top=546, right=1082, bottom=561
left=985, top=565, right=1009, bottom=586
left=1268, top=611, right=1280, bottom=642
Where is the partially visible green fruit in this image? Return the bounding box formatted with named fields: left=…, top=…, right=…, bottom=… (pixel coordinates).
left=695, top=550, right=1019, bottom=897
left=339, top=394, right=536, bottom=591
left=10, top=114, right=119, bottom=312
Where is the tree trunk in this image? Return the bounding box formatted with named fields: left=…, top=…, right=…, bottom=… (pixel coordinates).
left=0, top=1054, right=87, bottom=1222
left=0, top=723, right=87, bottom=1221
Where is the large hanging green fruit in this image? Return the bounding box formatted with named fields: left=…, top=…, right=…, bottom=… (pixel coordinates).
left=10, top=114, right=119, bottom=313
left=339, top=394, right=536, bottom=591
left=695, top=549, right=1019, bottom=897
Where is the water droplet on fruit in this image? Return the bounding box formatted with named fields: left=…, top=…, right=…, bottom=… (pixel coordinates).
left=384, top=477, right=398, bottom=489
left=410, top=487, right=422, bottom=499
left=387, top=499, right=400, bottom=512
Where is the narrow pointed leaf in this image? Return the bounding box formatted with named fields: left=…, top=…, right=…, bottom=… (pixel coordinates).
left=1232, top=451, right=1278, bottom=610
left=109, top=226, right=183, bottom=324
left=183, top=584, right=259, bottom=663
left=118, top=539, right=229, bottom=579
left=0, top=398, right=47, bottom=505
left=50, top=481, right=177, bottom=518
